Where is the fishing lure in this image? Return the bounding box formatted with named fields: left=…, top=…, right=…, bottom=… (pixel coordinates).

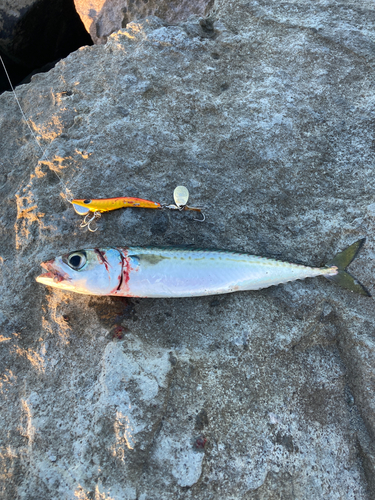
left=0, top=57, right=205, bottom=232
left=36, top=239, right=370, bottom=297
left=72, top=186, right=205, bottom=232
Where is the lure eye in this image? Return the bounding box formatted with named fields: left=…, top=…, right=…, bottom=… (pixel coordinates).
left=64, top=251, right=87, bottom=270
left=83, top=199, right=91, bottom=204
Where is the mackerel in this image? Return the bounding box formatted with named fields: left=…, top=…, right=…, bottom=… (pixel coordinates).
left=36, top=239, right=370, bottom=297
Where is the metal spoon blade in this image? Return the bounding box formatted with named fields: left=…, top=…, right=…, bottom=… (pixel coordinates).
left=173, top=186, right=189, bottom=207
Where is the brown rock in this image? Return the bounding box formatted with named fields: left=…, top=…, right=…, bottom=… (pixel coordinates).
left=73, top=0, right=214, bottom=43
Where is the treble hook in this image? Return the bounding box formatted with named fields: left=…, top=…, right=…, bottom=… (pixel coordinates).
left=80, top=211, right=95, bottom=228
left=80, top=211, right=101, bottom=232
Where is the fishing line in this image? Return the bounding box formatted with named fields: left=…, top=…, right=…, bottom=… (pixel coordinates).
left=0, top=55, right=74, bottom=202
left=0, top=56, right=45, bottom=157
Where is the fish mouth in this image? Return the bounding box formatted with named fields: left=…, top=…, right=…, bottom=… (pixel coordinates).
left=36, top=260, right=71, bottom=285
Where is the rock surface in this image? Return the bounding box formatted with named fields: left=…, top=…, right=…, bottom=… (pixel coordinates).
left=1, top=1, right=375, bottom=498
left=74, top=0, right=214, bottom=44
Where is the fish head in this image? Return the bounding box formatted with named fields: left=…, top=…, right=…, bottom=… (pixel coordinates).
left=36, top=248, right=123, bottom=295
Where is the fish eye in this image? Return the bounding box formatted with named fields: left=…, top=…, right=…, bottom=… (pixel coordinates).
left=64, top=251, right=87, bottom=270
left=83, top=199, right=91, bottom=204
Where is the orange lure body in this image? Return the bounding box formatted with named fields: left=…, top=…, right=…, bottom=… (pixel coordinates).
left=72, top=197, right=162, bottom=215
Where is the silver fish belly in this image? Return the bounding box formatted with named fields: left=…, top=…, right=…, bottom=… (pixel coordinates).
left=118, top=247, right=333, bottom=298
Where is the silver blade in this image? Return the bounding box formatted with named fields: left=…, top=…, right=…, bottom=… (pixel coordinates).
left=173, top=186, right=189, bottom=207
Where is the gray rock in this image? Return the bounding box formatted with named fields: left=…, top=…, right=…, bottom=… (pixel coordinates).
left=1, top=1, right=375, bottom=498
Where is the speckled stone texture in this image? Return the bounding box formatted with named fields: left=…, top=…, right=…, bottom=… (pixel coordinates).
left=1, top=1, right=375, bottom=498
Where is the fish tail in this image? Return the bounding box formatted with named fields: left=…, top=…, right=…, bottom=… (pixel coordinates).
left=323, top=238, right=370, bottom=296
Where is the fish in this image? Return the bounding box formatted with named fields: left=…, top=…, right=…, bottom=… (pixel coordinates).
left=36, top=239, right=370, bottom=297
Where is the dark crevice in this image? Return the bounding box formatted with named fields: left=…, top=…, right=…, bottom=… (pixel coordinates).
left=0, top=0, right=93, bottom=93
